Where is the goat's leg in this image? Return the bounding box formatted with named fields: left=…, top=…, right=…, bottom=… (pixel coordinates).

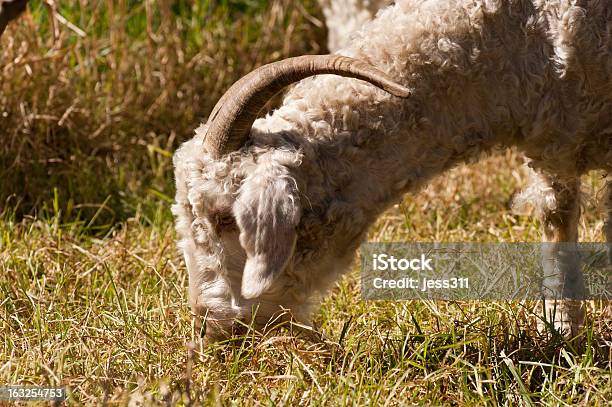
left=604, top=177, right=612, bottom=265
left=536, top=173, right=586, bottom=336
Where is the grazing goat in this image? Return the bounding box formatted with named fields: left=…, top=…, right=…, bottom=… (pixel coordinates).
left=173, top=0, right=612, bottom=340
left=318, top=0, right=392, bottom=52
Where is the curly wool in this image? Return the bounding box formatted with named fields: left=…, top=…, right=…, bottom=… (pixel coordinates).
left=174, top=0, right=612, bottom=336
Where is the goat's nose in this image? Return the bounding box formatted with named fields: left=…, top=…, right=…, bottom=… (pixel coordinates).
left=201, top=318, right=251, bottom=342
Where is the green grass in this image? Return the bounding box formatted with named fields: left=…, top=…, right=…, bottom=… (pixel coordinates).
left=0, top=1, right=611, bottom=405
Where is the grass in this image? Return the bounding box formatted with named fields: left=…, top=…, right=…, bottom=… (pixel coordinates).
left=1, top=1, right=611, bottom=405
left=0, top=0, right=325, bottom=228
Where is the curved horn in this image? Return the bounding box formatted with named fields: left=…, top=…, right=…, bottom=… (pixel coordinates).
left=204, top=54, right=411, bottom=158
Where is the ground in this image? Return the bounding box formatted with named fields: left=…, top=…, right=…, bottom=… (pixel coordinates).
left=0, top=1, right=610, bottom=405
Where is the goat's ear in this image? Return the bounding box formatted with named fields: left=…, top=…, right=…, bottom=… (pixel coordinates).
left=234, top=166, right=301, bottom=299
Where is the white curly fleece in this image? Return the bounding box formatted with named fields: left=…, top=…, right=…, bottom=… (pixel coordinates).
left=173, top=0, right=612, bottom=338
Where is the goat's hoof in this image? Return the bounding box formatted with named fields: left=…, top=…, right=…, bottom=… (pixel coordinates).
left=537, top=300, right=586, bottom=338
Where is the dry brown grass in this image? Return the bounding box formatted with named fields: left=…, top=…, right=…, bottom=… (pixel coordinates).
left=1, top=154, right=610, bottom=405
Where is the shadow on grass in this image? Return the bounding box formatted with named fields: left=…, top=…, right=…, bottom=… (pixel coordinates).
left=0, top=0, right=327, bottom=234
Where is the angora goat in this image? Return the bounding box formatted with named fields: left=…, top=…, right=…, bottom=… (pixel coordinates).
left=173, top=0, right=612, bottom=339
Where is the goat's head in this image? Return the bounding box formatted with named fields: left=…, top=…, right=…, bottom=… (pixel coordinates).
left=173, top=55, right=410, bottom=340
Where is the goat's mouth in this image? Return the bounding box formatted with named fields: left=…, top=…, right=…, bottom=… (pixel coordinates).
left=194, top=308, right=297, bottom=342
left=196, top=317, right=248, bottom=341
